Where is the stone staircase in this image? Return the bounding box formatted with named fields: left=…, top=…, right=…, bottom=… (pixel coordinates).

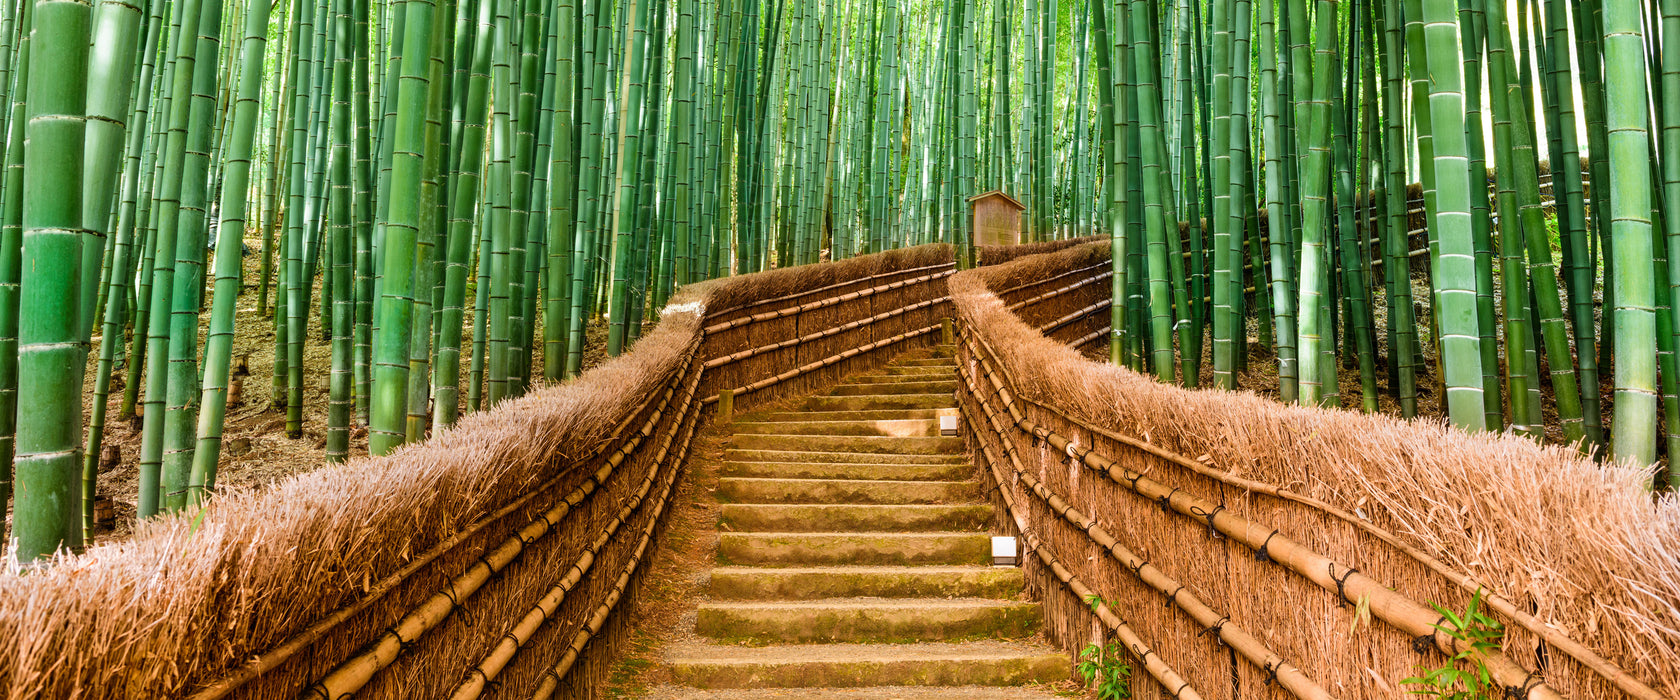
left=660, top=347, right=1068, bottom=697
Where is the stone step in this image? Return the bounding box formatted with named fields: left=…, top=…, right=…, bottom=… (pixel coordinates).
left=720, top=504, right=991, bottom=532
left=828, top=381, right=957, bottom=396
left=844, top=373, right=954, bottom=385
left=747, top=408, right=950, bottom=423
left=725, top=449, right=969, bottom=466
left=897, top=357, right=959, bottom=367
left=802, top=395, right=957, bottom=412
left=718, top=532, right=991, bottom=567
left=718, top=478, right=978, bottom=506
left=709, top=566, right=1023, bottom=601
left=730, top=434, right=963, bottom=455
left=880, top=365, right=958, bottom=376
left=733, top=419, right=941, bottom=437
left=665, top=641, right=1068, bottom=689
left=696, top=599, right=1042, bottom=645
left=645, top=686, right=1070, bottom=699
left=721, top=461, right=972, bottom=482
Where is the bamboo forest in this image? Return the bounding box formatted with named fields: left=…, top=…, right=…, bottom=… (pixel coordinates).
left=0, top=0, right=1675, bottom=561
left=5, top=0, right=1680, bottom=689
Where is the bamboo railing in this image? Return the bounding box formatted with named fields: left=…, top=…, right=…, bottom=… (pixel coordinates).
left=950, top=240, right=1674, bottom=700
left=0, top=244, right=961, bottom=700
left=10, top=234, right=1671, bottom=700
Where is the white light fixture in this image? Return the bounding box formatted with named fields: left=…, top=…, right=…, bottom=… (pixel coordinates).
left=992, top=536, right=1018, bottom=567
left=939, top=414, right=960, bottom=436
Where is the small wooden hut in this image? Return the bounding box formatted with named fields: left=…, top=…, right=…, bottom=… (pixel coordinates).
left=967, top=190, right=1026, bottom=247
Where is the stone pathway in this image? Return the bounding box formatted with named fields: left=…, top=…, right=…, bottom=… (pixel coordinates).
left=655, top=347, right=1069, bottom=697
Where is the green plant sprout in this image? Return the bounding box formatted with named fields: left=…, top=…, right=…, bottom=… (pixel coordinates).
left=1401, top=589, right=1507, bottom=699
left=1079, top=594, right=1133, bottom=700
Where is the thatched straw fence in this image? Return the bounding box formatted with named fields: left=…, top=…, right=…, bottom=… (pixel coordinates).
left=0, top=243, right=956, bottom=699
left=952, top=241, right=1680, bottom=700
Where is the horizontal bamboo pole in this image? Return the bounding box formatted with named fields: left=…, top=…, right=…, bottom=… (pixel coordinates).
left=451, top=365, right=704, bottom=700
left=1005, top=271, right=1113, bottom=315
left=993, top=260, right=1111, bottom=300
left=975, top=286, right=1660, bottom=698
left=958, top=346, right=1330, bottom=700
left=187, top=348, right=699, bottom=700
left=526, top=407, right=698, bottom=700
left=962, top=331, right=1562, bottom=700
left=703, top=270, right=952, bottom=335
left=961, top=388, right=1208, bottom=700
left=709, top=261, right=956, bottom=320
left=1009, top=378, right=1667, bottom=700
left=1070, top=326, right=1110, bottom=350
left=302, top=349, right=699, bottom=699
left=1039, top=300, right=1109, bottom=336
left=702, top=324, right=940, bottom=404
left=704, top=297, right=947, bottom=370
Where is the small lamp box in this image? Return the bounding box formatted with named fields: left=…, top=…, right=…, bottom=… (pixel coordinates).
left=992, top=536, right=1019, bottom=567
left=967, top=190, right=1027, bottom=248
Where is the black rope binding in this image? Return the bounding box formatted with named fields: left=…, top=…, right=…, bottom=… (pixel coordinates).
left=389, top=626, right=414, bottom=656
left=1191, top=504, right=1226, bottom=539
left=1198, top=616, right=1229, bottom=644
left=1331, top=564, right=1359, bottom=607
left=1172, top=680, right=1191, bottom=699
left=1262, top=660, right=1281, bottom=686
left=1255, top=530, right=1279, bottom=563
left=1503, top=671, right=1545, bottom=699
left=1129, top=558, right=1149, bottom=578
left=1126, top=470, right=1145, bottom=492
left=1165, top=585, right=1184, bottom=608
left=1414, top=615, right=1449, bottom=655
left=1158, top=487, right=1180, bottom=514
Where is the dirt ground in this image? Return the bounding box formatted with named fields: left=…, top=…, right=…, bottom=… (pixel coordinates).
left=71, top=229, right=620, bottom=542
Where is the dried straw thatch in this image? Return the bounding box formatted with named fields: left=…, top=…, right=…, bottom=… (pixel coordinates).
left=977, top=234, right=1103, bottom=267
left=0, top=243, right=960, bottom=700
left=950, top=241, right=1680, bottom=700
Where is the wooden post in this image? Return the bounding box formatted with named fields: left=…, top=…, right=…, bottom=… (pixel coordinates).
left=941, top=317, right=954, bottom=345
left=718, top=389, right=734, bottom=424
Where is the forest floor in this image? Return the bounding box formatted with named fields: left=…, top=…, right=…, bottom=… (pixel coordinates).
left=74, top=229, right=620, bottom=543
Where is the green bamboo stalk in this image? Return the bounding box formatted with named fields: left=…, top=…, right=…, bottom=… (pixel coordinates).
left=82, top=0, right=163, bottom=529
left=436, top=0, right=492, bottom=428
left=190, top=0, right=273, bottom=495
left=369, top=0, right=439, bottom=455
left=136, top=0, right=205, bottom=518
left=159, top=0, right=222, bottom=513
left=13, top=0, right=90, bottom=559
left=1603, top=0, right=1656, bottom=467
left=1420, top=0, right=1487, bottom=431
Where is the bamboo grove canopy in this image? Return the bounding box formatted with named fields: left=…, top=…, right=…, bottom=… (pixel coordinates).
left=0, top=0, right=1670, bottom=562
